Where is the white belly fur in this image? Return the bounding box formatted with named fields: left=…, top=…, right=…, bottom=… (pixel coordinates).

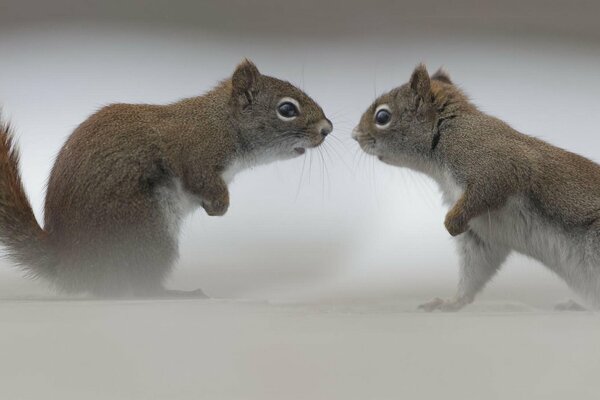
left=436, top=170, right=594, bottom=301
left=154, top=161, right=245, bottom=241
left=221, top=159, right=245, bottom=184
left=469, top=197, right=584, bottom=274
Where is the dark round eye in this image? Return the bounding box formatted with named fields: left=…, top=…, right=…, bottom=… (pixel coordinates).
left=375, top=109, right=391, bottom=126
left=277, top=102, right=299, bottom=119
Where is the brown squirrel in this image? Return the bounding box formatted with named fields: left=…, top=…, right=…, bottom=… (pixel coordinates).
left=0, top=59, right=332, bottom=297
left=353, top=64, right=600, bottom=311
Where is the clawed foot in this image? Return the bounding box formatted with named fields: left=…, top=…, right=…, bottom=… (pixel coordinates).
left=418, top=296, right=470, bottom=312
left=554, top=299, right=587, bottom=312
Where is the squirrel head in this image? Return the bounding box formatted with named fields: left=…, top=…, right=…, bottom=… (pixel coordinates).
left=228, top=59, right=332, bottom=161
left=352, top=64, right=471, bottom=166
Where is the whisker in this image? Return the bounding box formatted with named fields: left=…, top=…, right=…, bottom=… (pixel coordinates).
left=327, top=141, right=353, bottom=175
left=295, top=146, right=308, bottom=201
left=317, top=147, right=327, bottom=199
left=308, top=147, right=313, bottom=184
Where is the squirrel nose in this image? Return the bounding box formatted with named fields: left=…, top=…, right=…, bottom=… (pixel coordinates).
left=318, top=119, right=333, bottom=137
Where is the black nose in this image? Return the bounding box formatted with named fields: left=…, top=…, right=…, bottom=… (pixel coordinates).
left=320, top=119, right=333, bottom=137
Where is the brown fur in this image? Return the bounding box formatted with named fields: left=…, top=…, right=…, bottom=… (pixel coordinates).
left=0, top=122, right=55, bottom=279
left=354, top=64, right=600, bottom=236
left=0, top=60, right=331, bottom=296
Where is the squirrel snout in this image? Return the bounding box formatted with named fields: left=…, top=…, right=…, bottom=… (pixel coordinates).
left=317, top=119, right=333, bottom=137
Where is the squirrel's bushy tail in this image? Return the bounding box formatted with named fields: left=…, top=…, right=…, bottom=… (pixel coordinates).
left=0, top=117, right=55, bottom=280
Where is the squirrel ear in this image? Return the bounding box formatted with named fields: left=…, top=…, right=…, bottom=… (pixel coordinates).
left=431, top=68, right=452, bottom=84
left=232, top=59, right=261, bottom=104
left=409, top=63, right=431, bottom=99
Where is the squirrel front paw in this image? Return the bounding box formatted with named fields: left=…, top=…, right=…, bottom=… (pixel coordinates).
left=201, top=197, right=229, bottom=216
left=444, top=210, right=469, bottom=236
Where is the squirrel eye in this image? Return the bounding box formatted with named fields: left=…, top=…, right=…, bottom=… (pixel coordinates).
left=375, top=108, right=391, bottom=127
left=277, top=102, right=299, bottom=119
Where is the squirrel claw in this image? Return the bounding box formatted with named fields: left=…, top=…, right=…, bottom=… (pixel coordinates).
left=418, top=296, right=468, bottom=312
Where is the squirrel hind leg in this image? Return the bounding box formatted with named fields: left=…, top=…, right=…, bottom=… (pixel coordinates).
left=60, top=245, right=178, bottom=298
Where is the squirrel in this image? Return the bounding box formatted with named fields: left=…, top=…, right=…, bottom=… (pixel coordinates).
left=0, top=59, right=333, bottom=297
left=353, top=63, right=600, bottom=311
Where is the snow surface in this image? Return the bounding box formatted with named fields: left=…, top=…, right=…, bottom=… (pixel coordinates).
left=1, top=273, right=599, bottom=400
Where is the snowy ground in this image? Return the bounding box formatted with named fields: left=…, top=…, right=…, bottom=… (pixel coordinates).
left=1, top=274, right=600, bottom=400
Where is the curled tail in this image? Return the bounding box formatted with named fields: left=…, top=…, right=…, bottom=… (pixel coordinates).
left=0, top=117, right=55, bottom=279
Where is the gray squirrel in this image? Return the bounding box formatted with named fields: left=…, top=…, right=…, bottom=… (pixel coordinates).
left=354, top=64, right=600, bottom=311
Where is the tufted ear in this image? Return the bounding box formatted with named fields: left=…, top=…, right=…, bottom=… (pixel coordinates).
left=231, top=59, right=261, bottom=106
left=409, top=63, right=431, bottom=100
left=431, top=67, right=452, bottom=84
